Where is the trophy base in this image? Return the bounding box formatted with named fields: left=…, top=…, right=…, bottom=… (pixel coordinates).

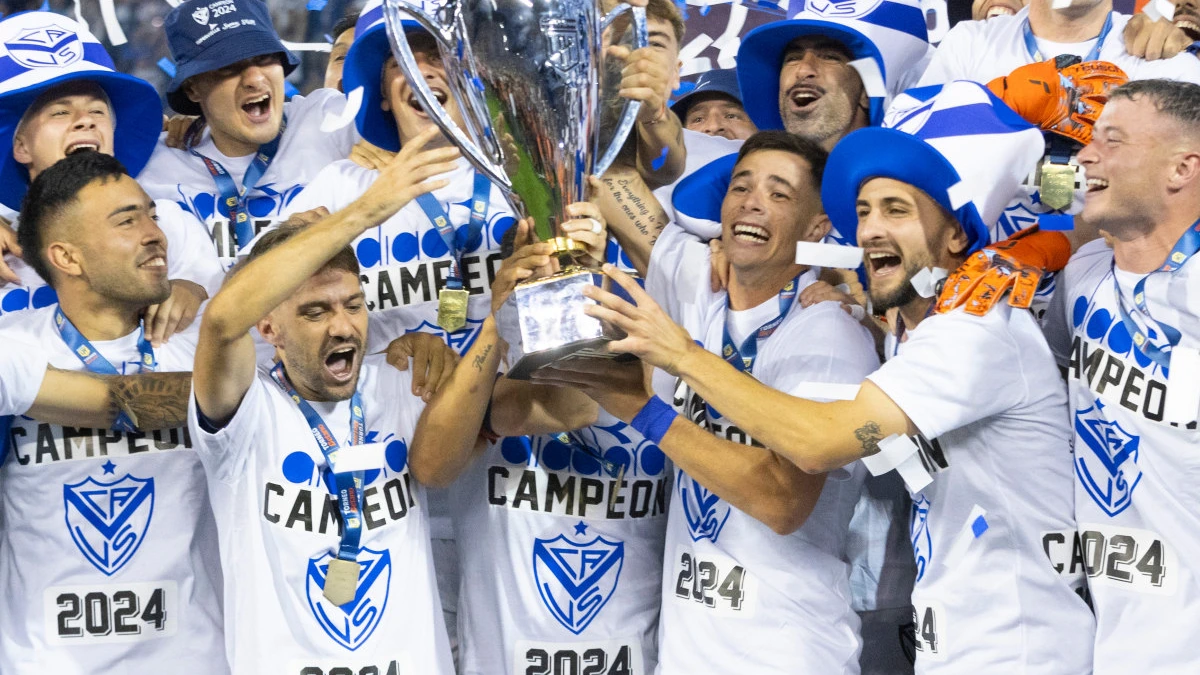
left=505, top=338, right=636, bottom=380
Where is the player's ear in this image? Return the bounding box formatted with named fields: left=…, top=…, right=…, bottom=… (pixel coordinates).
left=803, top=213, right=832, bottom=243
left=257, top=314, right=282, bottom=347
left=46, top=241, right=82, bottom=280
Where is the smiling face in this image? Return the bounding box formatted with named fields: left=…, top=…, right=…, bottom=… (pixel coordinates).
left=49, top=174, right=170, bottom=306
left=1078, top=96, right=1181, bottom=237
left=684, top=96, right=757, bottom=140
left=1176, top=0, right=1200, bottom=39
left=777, top=35, right=869, bottom=150
left=972, top=0, right=1027, bottom=19
left=720, top=148, right=828, bottom=277
left=383, top=33, right=466, bottom=147
left=259, top=266, right=368, bottom=402
left=184, top=53, right=286, bottom=156
left=856, top=178, right=968, bottom=313
left=13, top=81, right=114, bottom=180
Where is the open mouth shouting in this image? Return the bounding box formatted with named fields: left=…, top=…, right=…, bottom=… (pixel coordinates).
left=406, top=84, right=448, bottom=116
left=1176, top=12, right=1200, bottom=40
left=865, top=249, right=903, bottom=280
left=323, top=341, right=361, bottom=385
left=786, top=85, right=824, bottom=114
left=241, top=92, right=272, bottom=124
left=65, top=140, right=101, bottom=155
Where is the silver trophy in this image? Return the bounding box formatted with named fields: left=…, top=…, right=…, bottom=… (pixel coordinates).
left=383, top=0, right=647, bottom=379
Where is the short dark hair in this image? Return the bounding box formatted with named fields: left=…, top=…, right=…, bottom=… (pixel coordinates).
left=247, top=223, right=360, bottom=279
left=331, top=9, right=359, bottom=42
left=19, top=151, right=129, bottom=286
left=734, top=130, right=828, bottom=193
left=1109, top=79, right=1200, bottom=130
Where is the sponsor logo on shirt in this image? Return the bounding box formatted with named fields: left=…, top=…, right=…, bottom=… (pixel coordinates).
left=1073, top=398, right=1142, bottom=517
left=8, top=421, right=193, bottom=466
left=305, top=547, right=391, bottom=651
left=532, top=522, right=624, bottom=634
left=63, top=467, right=154, bottom=575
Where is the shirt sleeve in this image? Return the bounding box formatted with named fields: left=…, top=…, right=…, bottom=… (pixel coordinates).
left=188, top=373, right=269, bottom=484
left=866, top=305, right=1029, bottom=439
left=645, top=221, right=710, bottom=324
left=0, top=334, right=48, bottom=416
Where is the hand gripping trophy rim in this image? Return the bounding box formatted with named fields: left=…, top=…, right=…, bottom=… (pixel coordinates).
left=381, top=0, right=649, bottom=220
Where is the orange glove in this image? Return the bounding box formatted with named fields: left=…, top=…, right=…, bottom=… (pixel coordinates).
left=936, top=226, right=1072, bottom=316
left=987, top=56, right=1128, bottom=147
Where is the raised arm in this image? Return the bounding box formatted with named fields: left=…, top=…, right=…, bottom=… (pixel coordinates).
left=590, top=171, right=668, bottom=276
left=194, top=127, right=460, bottom=424
left=24, top=368, right=192, bottom=431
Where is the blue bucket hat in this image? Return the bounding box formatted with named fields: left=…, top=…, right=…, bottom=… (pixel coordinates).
left=0, top=11, right=162, bottom=211
left=670, top=68, right=744, bottom=120
left=737, top=0, right=930, bottom=130
left=822, top=81, right=1044, bottom=254
left=342, top=0, right=426, bottom=152
left=163, top=0, right=300, bottom=115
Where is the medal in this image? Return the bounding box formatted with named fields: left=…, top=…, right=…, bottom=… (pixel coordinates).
left=1038, top=160, right=1076, bottom=212
left=438, top=287, right=470, bottom=332
left=323, top=557, right=360, bottom=606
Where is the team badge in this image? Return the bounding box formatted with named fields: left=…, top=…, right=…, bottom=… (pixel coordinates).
left=910, top=495, right=932, bottom=582
left=533, top=525, right=624, bottom=635
left=678, top=470, right=731, bottom=543
left=63, top=474, right=155, bottom=576
left=192, top=6, right=210, bottom=25
left=1074, top=399, right=1142, bottom=516
left=805, top=0, right=886, bottom=20
left=5, top=26, right=82, bottom=68
left=406, top=318, right=485, bottom=355
left=306, top=548, right=392, bottom=651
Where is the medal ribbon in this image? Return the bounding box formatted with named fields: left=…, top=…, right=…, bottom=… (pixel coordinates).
left=55, top=307, right=155, bottom=432
left=1112, top=219, right=1200, bottom=369
left=414, top=170, right=491, bottom=291
left=269, top=362, right=366, bottom=566
left=186, top=115, right=288, bottom=253
left=720, top=275, right=800, bottom=374
left=1022, top=12, right=1112, bottom=62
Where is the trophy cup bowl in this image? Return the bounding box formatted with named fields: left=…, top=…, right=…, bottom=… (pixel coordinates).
left=383, top=0, right=647, bottom=379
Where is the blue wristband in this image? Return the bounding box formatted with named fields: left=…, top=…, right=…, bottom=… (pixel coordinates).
left=629, top=396, right=678, bottom=445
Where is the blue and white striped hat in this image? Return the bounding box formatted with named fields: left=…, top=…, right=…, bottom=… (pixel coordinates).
left=823, top=80, right=1044, bottom=253
left=342, top=0, right=428, bottom=152
left=737, top=0, right=931, bottom=130
left=0, top=11, right=161, bottom=211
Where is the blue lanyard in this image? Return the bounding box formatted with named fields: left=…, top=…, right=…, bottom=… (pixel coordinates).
left=186, top=116, right=288, bottom=252
left=269, top=362, right=366, bottom=565
left=1112, top=219, right=1200, bottom=369
left=414, top=170, right=491, bottom=290
left=1022, top=12, right=1112, bottom=62
left=54, top=307, right=155, bottom=432
left=720, top=275, right=800, bottom=374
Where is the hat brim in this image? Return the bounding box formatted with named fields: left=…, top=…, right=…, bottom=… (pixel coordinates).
left=0, top=70, right=162, bottom=211
left=343, top=20, right=423, bottom=152
left=736, top=19, right=886, bottom=131
left=823, top=127, right=988, bottom=253
left=165, top=29, right=300, bottom=115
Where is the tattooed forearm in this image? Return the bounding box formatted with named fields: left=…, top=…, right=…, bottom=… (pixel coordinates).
left=108, top=371, right=193, bottom=431
left=854, top=421, right=884, bottom=457
left=472, top=343, right=495, bottom=372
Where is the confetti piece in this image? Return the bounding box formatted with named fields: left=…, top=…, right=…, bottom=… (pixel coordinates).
left=651, top=146, right=669, bottom=171
left=157, top=57, right=177, bottom=78
left=307, top=0, right=329, bottom=10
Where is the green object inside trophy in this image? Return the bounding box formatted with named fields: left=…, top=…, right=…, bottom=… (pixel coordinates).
left=484, top=87, right=557, bottom=242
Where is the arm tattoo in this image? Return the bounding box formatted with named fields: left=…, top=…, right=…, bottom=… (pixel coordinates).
left=854, top=421, right=884, bottom=457
left=472, top=343, right=495, bottom=372
left=602, top=176, right=666, bottom=246
left=108, top=372, right=193, bottom=431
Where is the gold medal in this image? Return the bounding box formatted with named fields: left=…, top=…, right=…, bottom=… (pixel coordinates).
left=1039, top=161, right=1076, bottom=212
left=323, top=557, right=359, bottom=606
left=437, top=287, right=470, bottom=332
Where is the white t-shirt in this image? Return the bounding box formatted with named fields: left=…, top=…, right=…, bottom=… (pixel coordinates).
left=188, top=354, right=453, bottom=675
left=0, top=332, right=47, bottom=416
left=0, top=199, right=225, bottom=320
left=0, top=307, right=225, bottom=674
left=1042, top=239, right=1200, bottom=675
left=283, top=158, right=516, bottom=353
left=139, top=89, right=360, bottom=268
left=645, top=223, right=878, bottom=674
left=450, top=407, right=671, bottom=675
left=866, top=303, right=1094, bottom=674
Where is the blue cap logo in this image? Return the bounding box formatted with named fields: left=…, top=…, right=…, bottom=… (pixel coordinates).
left=191, top=6, right=210, bottom=25
left=5, top=26, right=81, bottom=69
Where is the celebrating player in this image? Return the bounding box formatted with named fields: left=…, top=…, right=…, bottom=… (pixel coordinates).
left=1043, top=78, right=1200, bottom=673
left=671, top=68, right=757, bottom=142
left=0, top=152, right=226, bottom=673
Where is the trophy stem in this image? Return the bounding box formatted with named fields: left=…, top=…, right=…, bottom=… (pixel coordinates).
left=549, top=236, right=586, bottom=269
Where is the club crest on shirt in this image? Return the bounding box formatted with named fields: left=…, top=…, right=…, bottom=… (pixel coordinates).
left=805, top=0, right=885, bottom=19
left=532, top=525, right=624, bottom=635
left=405, top=318, right=485, bottom=356
left=306, top=547, right=392, bottom=651
left=63, top=473, right=155, bottom=576
left=1074, top=398, right=1142, bottom=516
left=5, top=26, right=81, bottom=68
left=910, top=495, right=932, bottom=582
left=678, top=470, right=731, bottom=543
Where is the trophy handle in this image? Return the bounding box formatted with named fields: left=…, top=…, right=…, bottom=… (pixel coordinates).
left=382, top=0, right=513, bottom=192
left=593, top=4, right=649, bottom=179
